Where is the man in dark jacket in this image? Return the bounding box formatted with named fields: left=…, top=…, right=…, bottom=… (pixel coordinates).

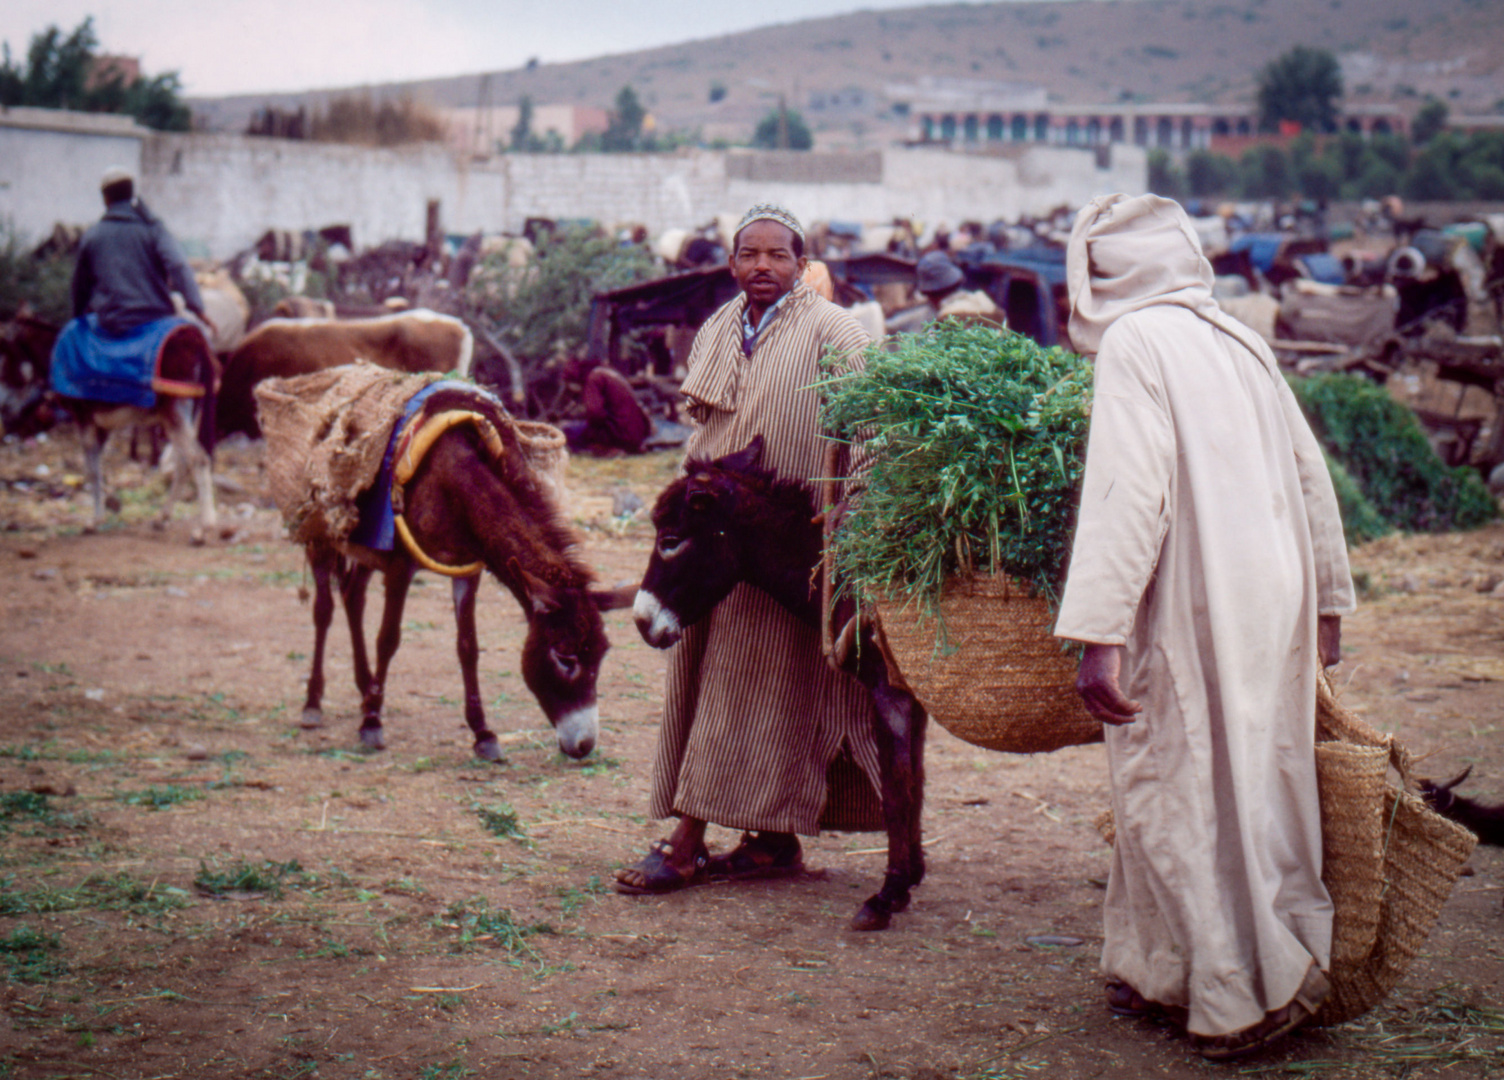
left=71, top=166, right=210, bottom=337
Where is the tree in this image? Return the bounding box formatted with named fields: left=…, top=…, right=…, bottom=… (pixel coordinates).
left=511, top=95, right=535, bottom=151
left=0, top=18, right=190, bottom=131
left=1256, top=46, right=1343, bottom=134
left=1240, top=145, right=1293, bottom=198
left=751, top=104, right=813, bottom=150
left=602, top=85, right=648, bottom=152
left=1185, top=150, right=1237, bottom=197
left=1411, top=99, right=1449, bottom=145
left=1146, top=149, right=1184, bottom=199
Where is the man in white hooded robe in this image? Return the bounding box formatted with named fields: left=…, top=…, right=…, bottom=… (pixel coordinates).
left=1053, top=194, right=1356, bottom=1059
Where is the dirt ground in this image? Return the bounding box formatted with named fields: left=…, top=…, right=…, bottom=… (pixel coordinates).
left=0, top=430, right=1502, bottom=1080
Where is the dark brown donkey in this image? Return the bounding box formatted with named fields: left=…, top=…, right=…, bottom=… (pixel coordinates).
left=300, top=386, right=633, bottom=762
left=632, top=435, right=927, bottom=931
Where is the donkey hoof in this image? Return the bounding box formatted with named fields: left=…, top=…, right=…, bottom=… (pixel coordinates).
left=473, top=736, right=505, bottom=763
left=849, top=902, right=893, bottom=933
left=299, top=708, right=324, bottom=730
left=359, top=727, right=386, bottom=751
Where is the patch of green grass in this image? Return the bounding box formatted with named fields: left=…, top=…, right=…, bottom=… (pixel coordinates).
left=113, top=784, right=205, bottom=809
left=539, top=1011, right=579, bottom=1035
left=0, top=791, right=53, bottom=822
left=0, top=872, right=190, bottom=916
left=557, top=875, right=608, bottom=918
left=63, top=747, right=120, bottom=765
left=1274, top=989, right=1504, bottom=1076
left=384, top=877, right=427, bottom=897
left=474, top=803, right=526, bottom=841
left=309, top=747, right=372, bottom=762
left=0, top=791, right=91, bottom=836
left=194, top=859, right=306, bottom=900
left=417, top=1061, right=473, bottom=1080
left=444, top=899, right=558, bottom=972
left=0, top=925, right=65, bottom=983
left=569, top=754, right=622, bottom=776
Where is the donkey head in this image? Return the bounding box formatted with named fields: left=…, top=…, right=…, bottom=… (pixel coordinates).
left=512, top=559, right=633, bottom=758
left=1419, top=764, right=1473, bottom=814
left=634, top=435, right=766, bottom=649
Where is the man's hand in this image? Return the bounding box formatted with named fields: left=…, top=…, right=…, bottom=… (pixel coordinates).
left=1318, top=614, right=1342, bottom=668
left=1076, top=643, right=1142, bottom=726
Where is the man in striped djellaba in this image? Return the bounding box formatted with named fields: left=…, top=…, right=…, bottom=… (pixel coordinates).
left=615, top=204, right=886, bottom=894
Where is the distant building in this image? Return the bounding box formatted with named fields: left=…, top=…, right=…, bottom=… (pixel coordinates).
left=86, top=54, right=141, bottom=92
left=439, top=104, right=609, bottom=157
left=891, top=79, right=1408, bottom=153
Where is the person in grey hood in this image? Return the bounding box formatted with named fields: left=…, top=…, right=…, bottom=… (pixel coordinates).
left=71, top=166, right=210, bottom=339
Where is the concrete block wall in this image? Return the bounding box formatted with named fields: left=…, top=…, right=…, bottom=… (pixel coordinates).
left=0, top=126, right=144, bottom=243
left=4, top=119, right=1147, bottom=259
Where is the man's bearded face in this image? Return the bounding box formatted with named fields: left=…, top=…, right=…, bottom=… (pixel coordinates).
left=731, top=220, right=805, bottom=309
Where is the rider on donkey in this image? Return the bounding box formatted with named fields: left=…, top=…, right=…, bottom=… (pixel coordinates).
left=53, top=166, right=217, bottom=416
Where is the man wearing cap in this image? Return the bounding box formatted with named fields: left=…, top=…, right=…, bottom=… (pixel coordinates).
left=616, top=204, right=886, bottom=894
left=887, top=251, right=1002, bottom=333
left=1054, top=193, right=1354, bottom=1059
left=71, top=167, right=211, bottom=338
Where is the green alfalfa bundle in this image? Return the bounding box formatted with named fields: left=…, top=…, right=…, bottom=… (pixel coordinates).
left=817, top=321, right=1100, bottom=754
left=818, top=320, right=1092, bottom=615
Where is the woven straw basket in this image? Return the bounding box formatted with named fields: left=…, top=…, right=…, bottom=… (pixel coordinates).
left=1092, top=678, right=1477, bottom=1027
left=1309, top=678, right=1477, bottom=1026
left=513, top=419, right=569, bottom=505
left=873, top=573, right=1102, bottom=754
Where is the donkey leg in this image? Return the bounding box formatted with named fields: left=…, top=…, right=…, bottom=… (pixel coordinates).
left=157, top=412, right=186, bottom=535
left=81, top=421, right=108, bottom=532
left=301, top=547, right=338, bottom=729
left=336, top=560, right=373, bottom=693
left=169, top=398, right=217, bottom=536
left=453, top=573, right=501, bottom=762
left=850, top=646, right=926, bottom=932
left=359, top=560, right=415, bottom=751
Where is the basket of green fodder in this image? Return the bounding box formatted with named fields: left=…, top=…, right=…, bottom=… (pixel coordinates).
left=819, top=321, right=1102, bottom=754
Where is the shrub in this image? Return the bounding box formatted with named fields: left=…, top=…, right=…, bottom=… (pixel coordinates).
left=0, top=225, right=74, bottom=323
left=1292, top=373, right=1497, bottom=534
left=1323, top=453, right=1392, bottom=546
left=467, top=224, right=657, bottom=362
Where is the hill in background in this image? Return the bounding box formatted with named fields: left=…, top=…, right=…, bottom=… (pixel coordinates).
left=188, top=0, right=1504, bottom=148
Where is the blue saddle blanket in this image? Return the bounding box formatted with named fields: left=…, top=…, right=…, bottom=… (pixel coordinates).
left=50, top=314, right=193, bottom=408
left=350, top=380, right=478, bottom=552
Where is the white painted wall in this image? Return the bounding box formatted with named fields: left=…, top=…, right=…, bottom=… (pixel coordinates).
left=2, top=116, right=1148, bottom=260
left=0, top=121, right=144, bottom=243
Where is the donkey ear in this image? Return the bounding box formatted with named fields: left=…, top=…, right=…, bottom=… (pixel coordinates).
left=509, top=556, right=561, bottom=614
left=589, top=582, right=638, bottom=612
left=686, top=473, right=718, bottom=514
left=718, top=434, right=764, bottom=474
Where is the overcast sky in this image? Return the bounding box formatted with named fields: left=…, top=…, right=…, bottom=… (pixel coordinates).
left=1, top=0, right=994, bottom=98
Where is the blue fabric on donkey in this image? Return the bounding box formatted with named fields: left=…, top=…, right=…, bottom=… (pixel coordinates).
left=50, top=313, right=207, bottom=408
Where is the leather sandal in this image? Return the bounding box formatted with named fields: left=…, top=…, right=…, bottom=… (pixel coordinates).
left=613, top=838, right=709, bottom=895
left=1105, top=980, right=1187, bottom=1027
left=705, top=831, right=803, bottom=881
left=1194, top=965, right=1330, bottom=1061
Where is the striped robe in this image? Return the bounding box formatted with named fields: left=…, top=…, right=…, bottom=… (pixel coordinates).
left=648, top=280, right=885, bottom=834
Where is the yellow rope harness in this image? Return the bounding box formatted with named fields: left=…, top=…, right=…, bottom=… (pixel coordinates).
left=390, top=408, right=507, bottom=578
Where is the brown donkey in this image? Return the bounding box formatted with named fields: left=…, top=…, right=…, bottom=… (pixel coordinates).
left=299, top=386, right=633, bottom=762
